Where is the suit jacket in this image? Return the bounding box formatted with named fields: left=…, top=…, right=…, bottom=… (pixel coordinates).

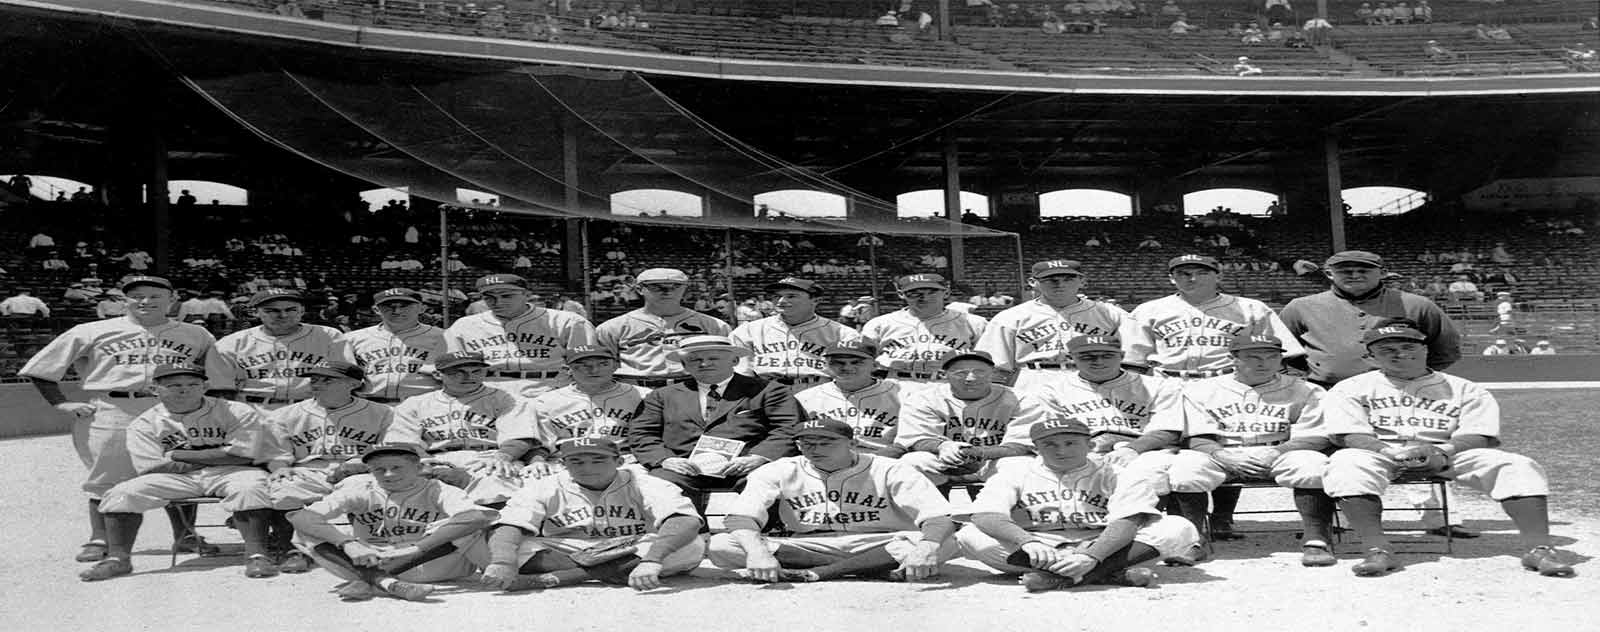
left=627, top=373, right=802, bottom=468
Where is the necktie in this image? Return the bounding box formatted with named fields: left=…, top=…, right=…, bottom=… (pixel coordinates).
left=705, top=385, right=720, bottom=419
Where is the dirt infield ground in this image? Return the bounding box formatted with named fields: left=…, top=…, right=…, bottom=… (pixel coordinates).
left=4, top=389, right=1596, bottom=631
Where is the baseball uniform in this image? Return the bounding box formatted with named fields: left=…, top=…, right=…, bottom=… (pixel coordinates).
left=730, top=314, right=860, bottom=388
left=20, top=317, right=215, bottom=497
left=530, top=382, right=648, bottom=454
left=1279, top=288, right=1462, bottom=385
left=294, top=476, right=495, bottom=583
left=1033, top=371, right=1181, bottom=453
left=98, top=397, right=271, bottom=514
left=595, top=308, right=731, bottom=385
left=794, top=380, right=901, bottom=454
left=260, top=398, right=394, bottom=508
left=388, top=385, right=540, bottom=504
left=860, top=308, right=987, bottom=393
left=706, top=454, right=959, bottom=569
left=955, top=456, right=1200, bottom=574
left=1123, top=293, right=1304, bottom=377
left=976, top=298, right=1128, bottom=392
left=208, top=324, right=348, bottom=409
left=444, top=306, right=596, bottom=399
left=495, top=467, right=706, bottom=576
left=345, top=322, right=447, bottom=403
left=895, top=384, right=1047, bottom=483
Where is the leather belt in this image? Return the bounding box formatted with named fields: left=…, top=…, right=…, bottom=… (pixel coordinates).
left=616, top=375, right=689, bottom=388
left=106, top=391, right=154, bottom=399
left=767, top=375, right=829, bottom=386
left=488, top=370, right=561, bottom=379
left=1157, top=367, right=1236, bottom=378
left=242, top=394, right=296, bottom=404
left=360, top=396, right=403, bottom=404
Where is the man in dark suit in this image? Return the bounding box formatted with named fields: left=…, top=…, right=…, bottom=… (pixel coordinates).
left=628, top=335, right=802, bottom=512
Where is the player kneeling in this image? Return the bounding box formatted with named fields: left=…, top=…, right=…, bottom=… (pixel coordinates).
left=956, top=419, right=1201, bottom=592
left=708, top=419, right=959, bottom=583
left=288, top=443, right=498, bottom=601
left=481, top=437, right=705, bottom=591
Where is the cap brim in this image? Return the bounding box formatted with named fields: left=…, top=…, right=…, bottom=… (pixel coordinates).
left=566, top=353, right=616, bottom=363
left=792, top=429, right=852, bottom=439
left=898, top=283, right=945, bottom=291
left=824, top=351, right=875, bottom=360
left=1033, top=269, right=1083, bottom=278
left=668, top=345, right=751, bottom=361
left=361, top=448, right=424, bottom=462
left=556, top=447, right=621, bottom=458
left=304, top=368, right=360, bottom=379
left=437, top=361, right=491, bottom=371
left=375, top=297, right=422, bottom=304
left=154, top=370, right=207, bottom=380
left=477, top=284, right=527, bottom=292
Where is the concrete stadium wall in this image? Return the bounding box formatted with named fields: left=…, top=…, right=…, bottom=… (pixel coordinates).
left=0, top=382, right=78, bottom=440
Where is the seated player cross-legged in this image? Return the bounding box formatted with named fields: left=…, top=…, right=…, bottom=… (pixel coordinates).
left=707, top=418, right=960, bottom=583
left=1321, top=321, right=1577, bottom=578
left=482, top=437, right=705, bottom=592
left=956, top=419, right=1201, bottom=592
left=288, top=443, right=499, bottom=602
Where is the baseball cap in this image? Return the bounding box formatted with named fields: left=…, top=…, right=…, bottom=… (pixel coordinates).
left=793, top=418, right=855, bottom=440
left=666, top=335, right=750, bottom=361
left=1167, top=254, right=1220, bottom=272
left=1030, top=260, right=1084, bottom=278
left=555, top=436, right=622, bottom=457
left=1229, top=334, right=1286, bottom=353
left=121, top=275, right=173, bottom=292
left=361, top=442, right=428, bottom=462
left=1325, top=251, right=1385, bottom=268
left=636, top=268, right=689, bottom=284
left=1363, top=323, right=1428, bottom=346
left=564, top=345, right=617, bottom=363
left=373, top=288, right=423, bottom=305
left=475, top=274, right=528, bottom=293
left=1493, top=338, right=1508, bottom=345
left=303, top=360, right=365, bottom=381
left=940, top=349, right=995, bottom=370
left=823, top=339, right=877, bottom=360
left=151, top=364, right=206, bottom=381
left=1066, top=334, right=1123, bottom=354
left=1030, top=418, right=1093, bottom=442
left=766, top=277, right=822, bottom=295
left=435, top=351, right=491, bottom=371
left=249, top=288, right=306, bottom=307
left=896, top=273, right=948, bottom=292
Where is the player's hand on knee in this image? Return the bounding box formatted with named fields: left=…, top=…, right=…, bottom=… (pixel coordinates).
left=743, top=549, right=783, bottom=582
left=936, top=441, right=973, bottom=466
left=628, top=561, right=664, bottom=591
left=516, top=457, right=553, bottom=479
left=376, top=544, right=421, bottom=569
left=1104, top=447, right=1139, bottom=467
left=899, top=541, right=943, bottom=581
left=659, top=457, right=702, bottom=477
left=481, top=562, right=519, bottom=589
left=1020, top=541, right=1062, bottom=569
left=721, top=456, right=767, bottom=478
left=55, top=402, right=95, bottom=419
left=1044, top=552, right=1096, bottom=578
left=325, top=463, right=367, bottom=485
left=1214, top=449, right=1268, bottom=477
left=342, top=541, right=383, bottom=567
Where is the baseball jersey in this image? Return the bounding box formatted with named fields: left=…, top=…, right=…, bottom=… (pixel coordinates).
left=1143, top=374, right=1327, bottom=447
left=976, top=298, right=1128, bottom=371
left=895, top=385, right=1045, bottom=450
left=19, top=317, right=214, bottom=391
left=496, top=468, right=699, bottom=538
left=1123, top=293, right=1304, bottom=371
left=529, top=382, right=648, bottom=449
left=298, top=477, right=484, bottom=547
left=207, top=324, right=347, bottom=401
left=793, top=380, right=901, bottom=453
left=344, top=323, right=447, bottom=400
left=972, top=458, right=1157, bottom=535
left=1034, top=372, right=1180, bottom=441
left=860, top=309, right=988, bottom=375
left=262, top=398, right=394, bottom=469
left=443, top=306, right=596, bottom=374
left=730, top=315, right=860, bottom=381
left=388, top=385, right=538, bottom=453
left=727, top=454, right=952, bottom=533
left=596, top=308, right=732, bottom=378
left=1321, top=370, right=1497, bottom=445
left=1279, top=288, right=1463, bottom=384
left=125, top=397, right=264, bottom=475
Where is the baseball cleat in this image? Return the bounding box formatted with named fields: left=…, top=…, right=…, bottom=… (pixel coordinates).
left=1352, top=548, right=1402, bottom=577
left=79, top=558, right=133, bottom=582
left=1425, top=525, right=1480, bottom=539
left=384, top=581, right=437, bottom=602
left=1162, top=542, right=1212, bottom=567
left=1208, top=516, right=1244, bottom=541
left=336, top=581, right=378, bottom=601
left=1522, top=546, right=1577, bottom=577
left=1019, top=571, right=1075, bottom=592
left=277, top=551, right=314, bottom=574
left=1301, top=544, right=1338, bottom=567
left=1100, top=567, right=1157, bottom=588
left=75, top=541, right=109, bottom=563
left=505, top=573, right=562, bottom=591
left=244, top=554, right=280, bottom=578
left=173, top=534, right=222, bottom=555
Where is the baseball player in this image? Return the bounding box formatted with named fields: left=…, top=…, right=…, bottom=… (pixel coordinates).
left=1320, top=321, right=1576, bottom=578
left=387, top=351, right=540, bottom=506
left=860, top=274, right=987, bottom=395
left=207, top=288, right=347, bottom=409
left=976, top=260, right=1129, bottom=391
left=1117, top=335, right=1336, bottom=567
left=1032, top=335, right=1181, bottom=455
left=730, top=277, right=860, bottom=389
left=344, top=288, right=446, bottom=404
left=1123, top=254, right=1304, bottom=379
left=596, top=267, right=731, bottom=389
left=895, top=351, right=1047, bottom=486
left=259, top=360, right=394, bottom=572
left=288, top=443, right=499, bottom=601
left=20, top=275, right=217, bottom=564
left=482, top=437, right=706, bottom=591
left=793, top=340, right=902, bottom=456
left=444, top=274, right=596, bottom=399
left=954, top=419, right=1201, bottom=592
left=706, top=418, right=958, bottom=583
left=527, top=345, right=648, bottom=471
left=79, top=364, right=277, bottom=581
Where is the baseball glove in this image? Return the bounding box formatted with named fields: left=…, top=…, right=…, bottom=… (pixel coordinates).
left=1391, top=444, right=1449, bottom=474
left=569, top=535, right=642, bottom=567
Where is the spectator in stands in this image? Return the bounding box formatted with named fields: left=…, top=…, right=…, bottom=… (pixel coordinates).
left=512, top=254, right=533, bottom=272
left=838, top=296, right=877, bottom=329
left=1422, top=275, right=1450, bottom=299
left=42, top=251, right=70, bottom=271
left=1584, top=17, right=1597, bottom=31
left=1490, top=291, right=1516, bottom=333
left=1564, top=43, right=1597, bottom=70
left=1168, top=15, right=1196, bottom=34
left=1509, top=339, right=1531, bottom=355
left=1373, top=2, right=1394, bottom=24
left=1424, top=40, right=1458, bottom=61
left=1417, top=248, right=1438, bottom=265
left=1266, top=22, right=1287, bottom=43
left=1447, top=274, right=1482, bottom=301
left=1482, top=339, right=1509, bottom=355
left=1304, top=16, right=1331, bottom=46
left=94, top=291, right=128, bottom=319
left=117, top=248, right=153, bottom=272
left=1241, top=24, right=1265, bottom=45
left=1392, top=1, right=1413, bottom=24
left=1412, top=0, right=1431, bottom=22
left=62, top=282, right=95, bottom=304
left=1159, top=0, right=1182, bottom=16
left=856, top=234, right=884, bottom=249
left=403, top=225, right=420, bottom=244
left=28, top=231, right=56, bottom=252
left=1292, top=258, right=1320, bottom=278
left=876, top=9, right=901, bottom=26
left=1264, top=0, right=1291, bottom=24
left=445, top=253, right=468, bottom=273
left=1136, top=235, right=1163, bottom=250
left=1, top=288, right=49, bottom=318
left=1234, top=56, right=1264, bottom=76
left=1354, top=2, right=1376, bottom=24
left=1530, top=340, right=1556, bottom=355
left=70, top=186, right=93, bottom=203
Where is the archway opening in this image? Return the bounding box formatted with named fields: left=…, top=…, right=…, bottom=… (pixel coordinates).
left=754, top=190, right=847, bottom=218
left=610, top=189, right=703, bottom=217
left=1343, top=186, right=1427, bottom=215
left=1183, top=188, right=1280, bottom=216
left=1039, top=189, right=1134, bottom=218
left=896, top=190, right=990, bottom=219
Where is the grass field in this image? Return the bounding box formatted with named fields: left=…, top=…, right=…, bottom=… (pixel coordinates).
left=1493, top=389, right=1600, bottom=517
